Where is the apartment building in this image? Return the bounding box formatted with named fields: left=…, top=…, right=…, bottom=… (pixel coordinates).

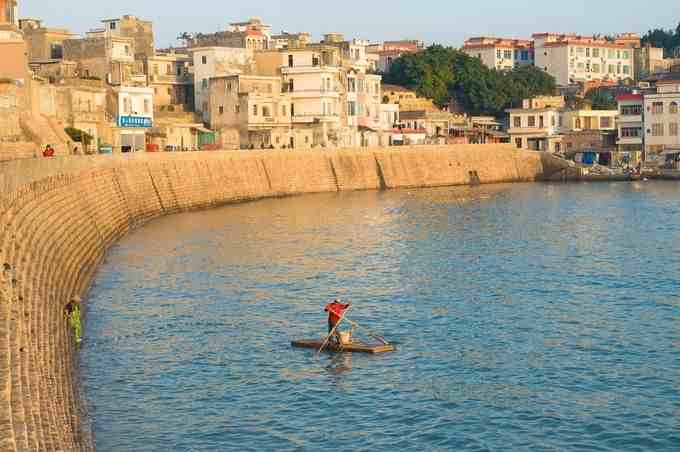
left=506, top=96, right=566, bottom=152
left=368, top=40, right=424, bottom=74
left=533, top=33, right=636, bottom=85
left=54, top=82, right=107, bottom=153
left=209, top=74, right=295, bottom=149
left=643, top=79, right=680, bottom=163
left=98, top=15, right=154, bottom=59
left=64, top=34, right=145, bottom=85
left=270, top=32, right=311, bottom=50
left=616, top=92, right=644, bottom=159
left=145, top=50, right=193, bottom=110
left=462, top=37, right=534, bottom=70
left=191, top=47, right=255, bottom=122
left=18, top=18, right=76, bottom=62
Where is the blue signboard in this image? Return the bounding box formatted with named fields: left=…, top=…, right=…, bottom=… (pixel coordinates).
left=118, top=116, right=152, bottom=128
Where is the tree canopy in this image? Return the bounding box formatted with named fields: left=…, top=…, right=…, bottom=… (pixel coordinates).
left=384, top=45, right=557, bottom=117
left=641, top=22, right=680, bottom=57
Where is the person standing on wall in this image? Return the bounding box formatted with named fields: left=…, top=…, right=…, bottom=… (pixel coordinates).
left=42, top=144, right=55, bottom=157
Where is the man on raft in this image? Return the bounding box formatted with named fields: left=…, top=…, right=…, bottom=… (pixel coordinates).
left=324, top=299, right=351, bottom=343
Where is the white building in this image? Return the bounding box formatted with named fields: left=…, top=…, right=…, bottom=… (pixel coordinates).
left=462, top=37, right=534, bottom=71
left=191, top=47, right=255, bottom=122
left=115, top=86, right=154, bottom=152
left=533, top=33, right=636, bottom=86
left=643, top=79, right=680, bottom=163
left=616, top=92, right=644, bottom=159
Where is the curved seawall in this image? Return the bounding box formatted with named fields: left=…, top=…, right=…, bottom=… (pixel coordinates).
left=0, top=145, right=566, bottom=451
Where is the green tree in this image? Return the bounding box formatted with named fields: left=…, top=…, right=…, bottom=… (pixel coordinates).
left=641, top=22, right=680, bottom=56
left=384, top=46, right=556, bottom=117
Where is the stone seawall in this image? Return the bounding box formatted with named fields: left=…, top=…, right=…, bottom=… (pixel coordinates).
left=0, top=145, right=567, bottom=451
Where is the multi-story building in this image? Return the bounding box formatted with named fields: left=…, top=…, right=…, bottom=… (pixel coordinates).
left=109, top=85, right=154, bottom=152
left=506, top=96, right=566, bottom=152
left=0, top=0, right=28, bottom=81
left=18, top=18, right=76, bottom=62
left=209, top=74, right=294, bottom=149
left=643, top=79, right=680, bottom=164
left=533, top=33, right=636, bottom=86
left=635, top=46, right=673, bottom=80
left=462, top=37, right=534, bottom=71
left=63, top=34, right=145, bottom=85
left=255, top=46, right=348, bottom=147
left=191, top=47, right=255, bottom=122
left=145, top=50, right=193, bottom=110
left=188, top=17, right=271, bottom=50
left=97, top=15, right=154, bottom=59
left=54, top=81, right=107, bottom=153
left=616, top=92, right=644, bottom=161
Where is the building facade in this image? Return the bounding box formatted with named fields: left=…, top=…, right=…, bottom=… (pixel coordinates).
left=191, top=46, right=255, bottom=122
left=209, top=74, right=294, bottom=149
left=616, top=92, right=644, bottom=160
left=111, top=85, right=154, bottom=152
left=462, top=37, right=534, bottom=71
left=189, top=17, right=271, bottom=50
left=533, top=33, right=636, bottom=86
left=19, top=18, right=76, bottom=62
left=145, top=50, right=193, bottom=110
left=643, top=80, right=680, bottom=163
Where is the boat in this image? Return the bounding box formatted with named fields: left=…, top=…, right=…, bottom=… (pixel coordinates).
left=291, top=339, right=396, bottom=354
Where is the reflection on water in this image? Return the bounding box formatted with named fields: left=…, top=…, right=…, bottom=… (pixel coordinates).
left=82, top=182, right=680, bottom=451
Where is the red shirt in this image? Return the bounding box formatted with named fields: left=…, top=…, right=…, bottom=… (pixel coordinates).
left=324, top=301, right=350, bottom=324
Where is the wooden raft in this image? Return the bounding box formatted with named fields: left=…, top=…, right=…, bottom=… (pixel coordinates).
left=291, top=339, right=395, bottom=354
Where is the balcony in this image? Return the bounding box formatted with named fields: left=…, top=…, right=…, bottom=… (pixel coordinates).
left=149, top=73, right=192, bottom=84
left=287, top=89, right=341, bottom=99
left=617, top=135, right=643, bottom=146
left=292, top=113, right=340, bottom=124
left=281, top=65, right=340, bottom=75
left=618, top=114, right=642, bottom=124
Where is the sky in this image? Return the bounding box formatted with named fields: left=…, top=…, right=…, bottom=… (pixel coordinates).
left=21, top=0, right=679, bottom=49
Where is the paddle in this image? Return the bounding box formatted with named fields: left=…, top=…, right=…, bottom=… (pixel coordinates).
left=317, top=305, right=352, bottom=355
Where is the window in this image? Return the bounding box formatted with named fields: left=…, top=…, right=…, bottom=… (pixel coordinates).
left=288, top=55, right=294, bottom=67
left=623, top=65, right=630, bottom=75
left=50, top=43, right=63, bottom=59
left=291, top=104, right=295, bottom=116
left=551, top=115, right=556, bottom=127
left=348, top=101, right=357, bottom=116
left=586, top=48, right=590, bottom=57
left=202, top=55, right=207, bottom=65
left=592, top=63, right=600, bottom=73
left=503, top=50, right=512, bottom=59
left=539, top=115, right=544, bottom=128
left=513, top=116, right=521, bottom=128
left=167, top=87, right=172, bottom=95
left=282, top=105, right=287, bottom=116
left=110, top=22, right=116, bottom=30
left=670, top=102, right=678, bottom=114
left=521, top=50, right=529, bottom=61
left=652, top=102, right=664, bottom=114
left=124, top=45, right=129, bottom=55
left=622, top=51, right=630, bottom=60
left=617, top=50, right=621, bottom=59
left=669, top=123, right=678, bottom=136
left=235, top=105, right=240, bottom=114
left=608, top=65, right=615, bottom=74
left=143, top=99, right=150, bottom=114
left=202, top=79, right=208, bottom=89
left=153, top=64, right=159, bottom=75
left=608, top=49, right=616, bottom=59
left=621, top=127, right=641, bottom=137
left=262, top=106, right=270, bottom=117
left=621, top=105, right=642, bottom=116
left=227, top=82, right=232, bottom=93
left=166, top=64, right=171, bottom=75
left=577, top=62, right=585, bottom=70
left=496, top=49, right=502, bottom=59
left=575, top=118, right=582, bottom=129
left=528, top=116, right=536, bottom=127
left=651, top=123, right=664, bottom=136
left=600, top=117, right=611, bottom=128
left=592, top=48, right=600, bottom=58
left=219, top=106, right=224, bottom=115
left=253, top=104, right=258, bottom=116
left=576, top=47, right=584, bottom=55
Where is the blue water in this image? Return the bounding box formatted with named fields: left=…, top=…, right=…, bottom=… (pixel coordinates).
left=81, top=182, right=680, bottom=451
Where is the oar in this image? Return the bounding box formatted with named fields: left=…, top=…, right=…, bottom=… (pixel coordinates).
left=317, top=305, right=352, bottom=356
left=344, top=318, right=390, bottom=345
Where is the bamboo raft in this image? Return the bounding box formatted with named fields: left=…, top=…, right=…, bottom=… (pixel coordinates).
left=292, top=339, right=396, bottom=354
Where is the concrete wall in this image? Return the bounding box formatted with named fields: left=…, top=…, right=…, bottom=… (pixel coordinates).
left=0, top=145, right=567, bottom=451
